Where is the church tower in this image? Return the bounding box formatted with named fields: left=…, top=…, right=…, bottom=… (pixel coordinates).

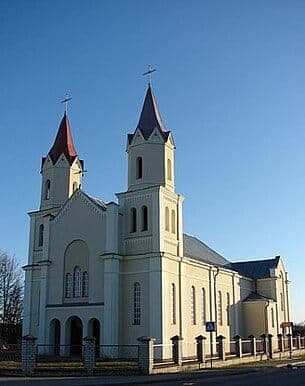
left=117, top=84, right=184, bottom=344
left=40, top=113, right=84, bottom=211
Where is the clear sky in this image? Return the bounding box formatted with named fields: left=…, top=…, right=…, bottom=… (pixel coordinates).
left=1, top=0, right=304, bottom=322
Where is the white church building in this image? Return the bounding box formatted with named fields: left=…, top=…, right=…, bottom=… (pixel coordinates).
left=23, top=84, right=292, bottom=355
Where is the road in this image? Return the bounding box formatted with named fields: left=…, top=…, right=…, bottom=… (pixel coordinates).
left=135, top=366, right=305, bottom=386
left=1, top=366, right=305, bottom=386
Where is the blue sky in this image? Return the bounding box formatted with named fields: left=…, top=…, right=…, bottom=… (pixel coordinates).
left=1, top=0, right=305, bottom=321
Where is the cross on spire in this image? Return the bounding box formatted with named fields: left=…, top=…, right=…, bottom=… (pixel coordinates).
left=142, top=65, right=156, bottom=86
left=61, top=92, right=72, bottom=114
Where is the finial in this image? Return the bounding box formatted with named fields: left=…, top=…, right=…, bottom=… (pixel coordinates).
left=61, top=92, right=72, bottom=114
left=142, top=65, right=156, bottom=86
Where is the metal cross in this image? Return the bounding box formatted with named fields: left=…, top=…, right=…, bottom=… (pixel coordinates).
left=61, top=93, right=72, bottom=114
left=142, top=65, right=156, bottom=85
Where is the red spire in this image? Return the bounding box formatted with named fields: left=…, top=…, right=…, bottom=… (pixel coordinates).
left=48, top=113, right=78, bottom=165
left=136, top=85, right=167, bottom=139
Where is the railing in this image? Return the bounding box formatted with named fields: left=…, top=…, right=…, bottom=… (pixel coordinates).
left=256, top=339, right=265, bottom=353
left=153, top=343, right=173, bottom=364
left=0, top=343, right=21, bottom=363
left=227, top=341, right=237, bottom=357
left=36, top=344, right=83, bottom=360
left=241, top=339, right=252, bottom=356
left=98, top=344, right=139, bottom=362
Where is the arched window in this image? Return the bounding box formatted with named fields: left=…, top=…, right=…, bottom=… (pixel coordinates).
left=82, top=271, right=89, bottom=297
left=165, top=207, right=170, bottom=231
left=171, top=210, right=176, bottom=234
left=133, top=282, right=141, bottom=325
left=226, top=293, right=230, bottom=325
left=45, top=179, right=51, bottom=200
left=73, top=182, right=78, bottom=192
left=217, top=290, right=223, bottom=326
left=191, top=286, right=196, bottom=325
left=201, top=288, right=206, bottom=325
left=136, top=157, right=143, bottom=179
left=65, top=273, right=72, bottom=298
left=167, top=158, right=172, bottom=181
left=38, top=224, right=44, bottom=247
left=141, top=205, right=148, bottom=231
left=171, top=283, right=176, bottom=325
left=131, top=207, right=137, bottom=233
left=73, top=266, right=81, bottom=297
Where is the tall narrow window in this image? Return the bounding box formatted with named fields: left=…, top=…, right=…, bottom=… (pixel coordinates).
left=191, top=286, right=196, bottom=325
left=65, top=273, right=72, bottom=298
left=171, top=283, right=176, bottom=325
left=136, top=157, right=143, bottom=179
left=226, top=293, right=230, bottom=325
left=271, top=308, right=275, bottom=328
left=45, top=179, right=51, bottom=200
left=82, top=271, right=89, bottom=297
left=141, top=205, right=148, bottom=231
left=171, top=210, right=176, bottom=234
left=131, top=207, right=137, bottom=233
left=201, top=288, right=206, bottom=325
left=38, top=224, right=44, bottom=247
left=133, top=282, right=141, bottom=325
left=280, top=293, right=284, bottom=311
left=217, top=290, right=223, bottom=326
left=73, top=266, right=81, bottom=297
left=165, top=207, right=170, bottom=231
left=167, top=158, right=172, bottom=181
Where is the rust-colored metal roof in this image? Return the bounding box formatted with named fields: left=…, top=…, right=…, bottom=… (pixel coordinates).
left=48, top=113, right=78, bottom=165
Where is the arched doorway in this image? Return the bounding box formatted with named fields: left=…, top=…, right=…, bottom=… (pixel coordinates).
left=49, top=319, right=60, bottom=355
left=67, top=316, right=83, bottom=356
left=88, top=318, right=100, bottom=356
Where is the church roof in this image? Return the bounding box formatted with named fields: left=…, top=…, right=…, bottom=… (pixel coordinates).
left=243, top=292, right=275, bottom=302
left=128, top=86, right=170, bottom=143
left=47, top=113, right=78, bottom=165
left=183, top=234, right=229, bottom=267
left=229, top=256, right=280, bottom=279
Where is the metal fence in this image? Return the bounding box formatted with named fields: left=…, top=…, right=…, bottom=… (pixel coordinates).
left=0, top=343, right=21, bottom=363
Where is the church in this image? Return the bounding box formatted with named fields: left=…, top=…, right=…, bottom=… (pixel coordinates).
left=23, top=83, right=292, bottom=356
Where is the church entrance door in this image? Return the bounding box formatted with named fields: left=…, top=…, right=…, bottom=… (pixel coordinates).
left=69, top=316, right=83, bottom=356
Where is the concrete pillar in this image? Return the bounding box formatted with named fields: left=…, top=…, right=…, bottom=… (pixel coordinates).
left=268, top=334, right=274, bottom=359
left=249, top=335, right=256, bottom=356
left=234, top=335, right=242, bottom=358
left=171, top=335, right=183, bottom=366
left=137, top=336, right=155, bottom=374
left=277, top=334, right=284, bottom=352
left=217, top=335, right=226, bottom=361
left=38, top=259, right=51, bottom=345
left=195, top=335, right=206, bottom=363
left=83, top=337, right=96, bottom=376
left=22, top=335, right=37, bottom=376
left=260, top=334, right=268, bottom=354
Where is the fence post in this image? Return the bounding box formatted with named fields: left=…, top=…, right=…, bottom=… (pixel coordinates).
left=195, top=335, right=206, bottom=363
left=296, top=334, right=301, bottom=349
left=217, top=335, right=226, bottom=361
left=83, top=336, right=96, bottom=375
left=21, top=334, right=37, bottom=376
left=234, top=335, right=242, bottom=358
left=249, top=335, right=256, bottom=356
left=277, top=334, right=284, bottom=352
left=171, top=335, right=183, bottom=366
left=137, top=336, right=155, bottom=374
left=268, top=334, right=274, bottom=359
left=260, top=334, right=268, bottom=355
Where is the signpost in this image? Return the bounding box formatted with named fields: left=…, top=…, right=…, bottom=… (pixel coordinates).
left=206, top=321, right=216, bottom=368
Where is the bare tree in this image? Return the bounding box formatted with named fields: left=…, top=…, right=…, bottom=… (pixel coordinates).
left=0, top=251, right=23, bottom=325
